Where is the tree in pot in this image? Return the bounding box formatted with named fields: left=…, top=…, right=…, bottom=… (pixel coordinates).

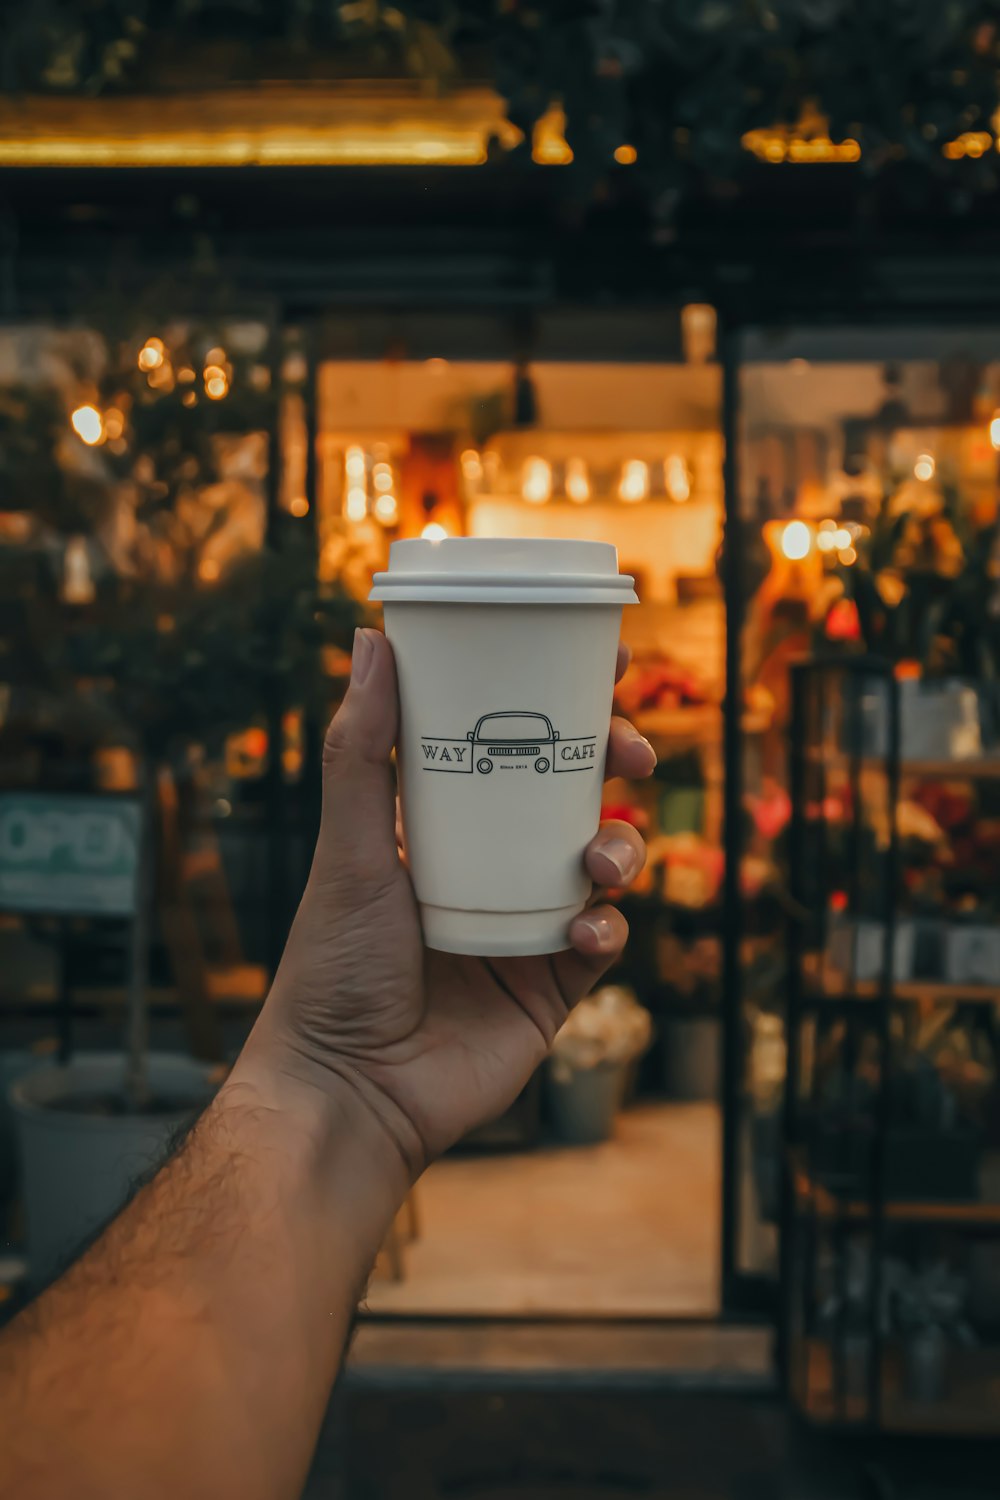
left=3, top=314, right=359, bottom=1279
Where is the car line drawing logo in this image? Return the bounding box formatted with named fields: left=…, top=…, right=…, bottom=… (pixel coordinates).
left=420, top=711, right=597, bottom=775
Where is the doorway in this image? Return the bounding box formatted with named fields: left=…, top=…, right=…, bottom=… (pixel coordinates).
left=304, top=309, right=727, bottom=1320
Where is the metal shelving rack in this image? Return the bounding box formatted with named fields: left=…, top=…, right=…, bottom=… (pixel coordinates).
left=781, top=655, right=1000, bottom=1436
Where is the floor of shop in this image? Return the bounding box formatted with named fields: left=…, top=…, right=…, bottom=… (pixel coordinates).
left=309, top=1386, right=1000, bottom=1500
left=365, top=1102, right=720, bottom=1319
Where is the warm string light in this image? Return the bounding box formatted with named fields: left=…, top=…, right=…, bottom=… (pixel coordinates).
left=565, top=457, right=590, bottom=503
left=813, top=517, right=861, bottom=564
left=345, top=488, right=367, bottom=522
left=137, top=336, right=165, bottom=372
left=522, top=456, right=552, bottom=504
left=289, top=496, right=310, bottom=518
left=619, top=459, right=649, bottom=503
left=460, top=449, right=483, bottom=484
left=914, top=453, right=935, bottom=481
left=71, top=404, right=104, bottom=445
left=204, top=362, right=229, bottom=400
left=421, top=521, right=448, bottom=542
left=816, top=519, right=838, bottom=553
left=613, top=144, right=637, bottom=165
left=664, top=454, right=691, bottom=502
left=990, top=411, right=1000, bottom=451
left=943, top=131, right=993, bottom=160
left=742, top=130, right=860, bottom=164
left=344, top=445, right=369, bottom=522
left=532, top=104, right=573, bottom=165
left=374, top=492, right=399, bottom=526
left=780, top=520, right=812, bottom=560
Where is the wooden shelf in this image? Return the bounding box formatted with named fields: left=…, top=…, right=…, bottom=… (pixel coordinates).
left=632, top=706, right=770, bottom=742
left=801, top=955, right=999, bottom=1006
left=11, top=963, right=268, bottom=1010
left=792, top=1155, right=1000, bottom=1228
left=811, top=750, right=1000, bottom=780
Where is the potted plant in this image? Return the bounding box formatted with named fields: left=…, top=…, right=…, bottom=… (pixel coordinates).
left=833, top=475, right=1000, bottom=761
left=817, top=1241, right=892, bottom=1404
left=891, top=1260, right=975, bottom=1403
left=546, top=986, right=652, bottom=1145
left=3, top=314, right=358, bottom=1281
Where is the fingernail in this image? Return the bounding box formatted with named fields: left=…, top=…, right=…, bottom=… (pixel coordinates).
left=352, top=628, right=375, bottom=685
left=628, top=725, right=657, bottom=763
left=574, top=913, right=615, bottom=949
left=600, top=837, right=638, bottom=882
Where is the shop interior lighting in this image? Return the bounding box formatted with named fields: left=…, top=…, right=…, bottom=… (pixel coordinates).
left=780, top=520, right=812, bottom=560
left=345, top=487, right=368, bottom=522
left=564, top=457, right=590, bottom=503
left=522, top=457, right=552, bottom=504
left=665, top=455, right=691, bottom=502
left=137, top=337, right=165, bottom=372
left=71, top=404, right=104, bottom=445
left=816, top=519, right=838, bottom=553
left=619, top=459, right=649, bottom=503
left=461, top=449, right=483, bottom=484
left=374, top=493, right=399, bottom=526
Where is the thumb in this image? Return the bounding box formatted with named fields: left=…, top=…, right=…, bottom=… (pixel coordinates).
left=314, top=627, right=400, bottom=888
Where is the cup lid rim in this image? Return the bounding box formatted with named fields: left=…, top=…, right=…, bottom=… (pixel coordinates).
left=369, top=536, right=637, bottom=603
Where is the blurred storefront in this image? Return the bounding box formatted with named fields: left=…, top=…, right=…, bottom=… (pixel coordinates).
left=2, top=85, right=1000, bottom=1427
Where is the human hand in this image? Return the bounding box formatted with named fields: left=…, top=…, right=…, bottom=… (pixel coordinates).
left=244, top=628, right=656, bottom=1180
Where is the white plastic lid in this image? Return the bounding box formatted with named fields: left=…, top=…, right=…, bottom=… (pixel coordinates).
left=369, top=537, right=638, bottom=606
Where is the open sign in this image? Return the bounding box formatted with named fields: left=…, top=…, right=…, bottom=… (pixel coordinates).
left=0, top=794, right=142, bottom=916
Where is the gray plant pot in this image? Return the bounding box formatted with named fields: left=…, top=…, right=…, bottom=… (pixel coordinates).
left=902, top=1326, right=950, bottom=1404
left=547, top=1060, right=624, bottom=1145
left=660, top=1015, right=720, bottom=1102
left=838, top=1332, right=873, bottom=1403
left=11, top=1052, right=217, bottom=1284
left=0, top=1051, right=40, bottom=1213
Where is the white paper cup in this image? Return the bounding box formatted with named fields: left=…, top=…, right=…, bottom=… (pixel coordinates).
left=370, top=538, right=638, bottom=956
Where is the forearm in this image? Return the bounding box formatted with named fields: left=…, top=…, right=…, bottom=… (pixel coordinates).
left=0, top=1036, right=407, bottom=1500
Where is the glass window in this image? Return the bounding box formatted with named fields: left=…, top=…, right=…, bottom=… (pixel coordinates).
left=735, top=325, right=1000, bottom=1284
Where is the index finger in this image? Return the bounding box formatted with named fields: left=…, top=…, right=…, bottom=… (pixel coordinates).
left=615, top=641, right=631, bottom=684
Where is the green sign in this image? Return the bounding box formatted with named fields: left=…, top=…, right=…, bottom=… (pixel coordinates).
left=0, top=794, right=142, bottom=917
